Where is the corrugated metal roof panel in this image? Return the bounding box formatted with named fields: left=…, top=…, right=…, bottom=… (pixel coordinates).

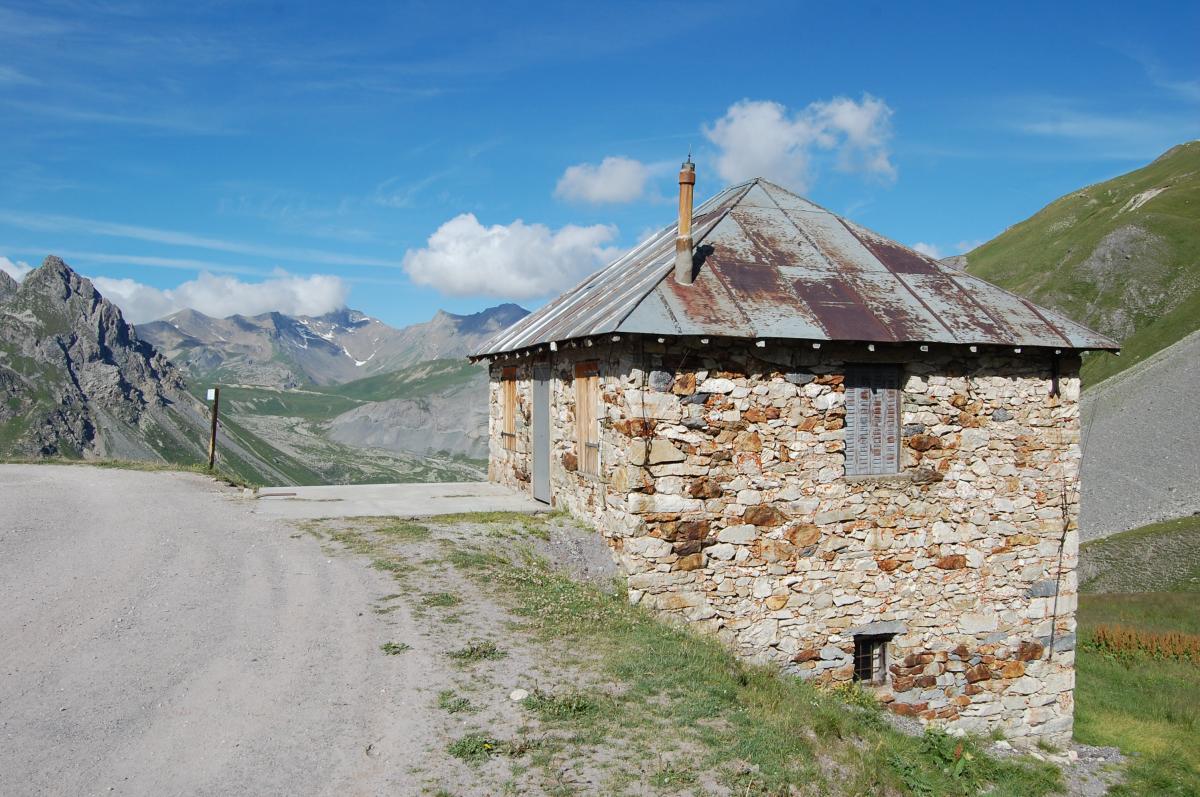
left=473, top=178, right=1119, bottom=356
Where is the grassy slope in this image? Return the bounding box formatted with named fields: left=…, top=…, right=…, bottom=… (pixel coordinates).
left=1076, top=515, right=1200, bottom=795
left=321, top=512, right=1062, bottom=797
left=212, top=358, right=480, bottom=423
left=320, top=358, right=480, bottom=403
left=1080, top=514, right=1200, bottom=593
left=965, top=141, right=1200, bottom=387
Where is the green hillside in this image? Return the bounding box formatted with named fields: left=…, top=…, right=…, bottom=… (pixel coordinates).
left=218, top=358, right=481, bottom=422
left=323, top=358, right=481, bottom=403
left=1080, top=514, right=1200, bottom=594
left=965, top=141, right=1200, bottom=386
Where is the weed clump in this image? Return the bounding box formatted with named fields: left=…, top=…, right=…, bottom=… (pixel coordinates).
left=447, top=640, right=506, bottom=663
left=521, top=689, right=605, bottom=720
left=437, top=690, right=476, bottom=714
left=380, top=641, right=411, bottom=655
left=422, top=591, right=462, bottom=608
left=447, top=732, right=502, bottom=763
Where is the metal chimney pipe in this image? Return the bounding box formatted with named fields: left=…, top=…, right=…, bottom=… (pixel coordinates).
left=674, top=158, right=696, bottom=285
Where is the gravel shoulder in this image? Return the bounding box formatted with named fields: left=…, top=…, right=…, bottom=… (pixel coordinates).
left=0, top=464, right=443, bottom=796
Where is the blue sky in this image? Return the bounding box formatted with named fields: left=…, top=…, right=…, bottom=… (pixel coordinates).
left=1, top=0, right=1197, bottom=327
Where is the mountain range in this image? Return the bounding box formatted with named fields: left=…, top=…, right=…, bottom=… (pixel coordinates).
left=138, top=303, right=527, bottom=389
left=0, top=257, right=514, bottom=484
left=0, top=257, right=288, bottom=480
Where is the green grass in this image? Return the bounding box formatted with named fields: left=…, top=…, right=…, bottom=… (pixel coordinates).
left=421, top=591, right=462, bottom=608
left=1075, top=592, right=1200, bottom=795
left=219, top=385, right=364, bottom=421
left=440, top=544, right=1059, bottom=796
left=1081, top=514, right=1200, bottom=593
left=437, top=689, right=477, bottom=714
left=446, top=732, right=504, bottom=763
left=520, top=689, right=608, bottom=722
left=380, top=641, right=412, bottom=655
left=447, top=640, right=506, bottom=663
left=322, top=358, right=481, bottom=403
left=965, top=141, right=1200, bottom=387
left=375, top=520, right=432, bottom=541
left=1078, top=592, right=1200, bottom=636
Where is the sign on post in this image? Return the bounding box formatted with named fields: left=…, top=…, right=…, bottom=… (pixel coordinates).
left=207, top=386, right=220, bottom=470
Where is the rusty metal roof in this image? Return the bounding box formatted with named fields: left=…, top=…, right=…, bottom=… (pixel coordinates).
left=474, top=179, right=1119, bottom=357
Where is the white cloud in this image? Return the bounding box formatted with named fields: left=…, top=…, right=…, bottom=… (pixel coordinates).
left=402, top=214, right=617, bottom=299
left=555, top=156, right=654, bottom=203
left=1, top=256, right=33, bottom=281
left=91, top=272, right=349, bottom=324
left=703, top=95, right=895, bottom=191
left=910, top=239, right=985, bottom=260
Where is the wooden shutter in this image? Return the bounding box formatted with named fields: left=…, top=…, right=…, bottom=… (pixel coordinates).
left=844, top=365, right=900, bottom=476
left=501, top=367, right=517, bottom=450
left=574, top=361, right=600, bottom=475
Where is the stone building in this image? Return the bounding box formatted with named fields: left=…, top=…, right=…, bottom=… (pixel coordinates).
left=471, top=164, right=1117, bottom=744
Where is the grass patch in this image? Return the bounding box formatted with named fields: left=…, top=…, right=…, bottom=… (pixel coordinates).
left=447, top=732, right=504, bottom=763
left=648, top=762, right=697, bottom=789
left=437, top=690, right=477, bottom=714
left=1075, top=591, right=1200, bottom=795
left=1080, top=514, right=1200, bottom=593
left=447, top=640, right=506, bottom=663
left=375, top=520, right=431, bottom=542
left=380, top=641, right=411, bottom=655
left=520, top=688, right=608, bottom=722
left=422, top=591, right=462, bottom=608
left=428, top=510, right=549, bottom=526
left=446, top=548, right=1060, bottom=796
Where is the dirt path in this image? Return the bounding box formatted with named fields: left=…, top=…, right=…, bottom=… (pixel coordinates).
left=0, top=465, right=459, bottom=796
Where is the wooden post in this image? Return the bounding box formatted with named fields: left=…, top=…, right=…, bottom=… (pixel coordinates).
left=207, top=387, right=220, bottom=470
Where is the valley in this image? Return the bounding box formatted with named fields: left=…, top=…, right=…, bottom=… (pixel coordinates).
left=0, top=256, right=524, bottom=486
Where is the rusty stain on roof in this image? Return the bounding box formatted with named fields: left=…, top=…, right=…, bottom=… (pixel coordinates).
left=474, top=179, right=1119, bottom=357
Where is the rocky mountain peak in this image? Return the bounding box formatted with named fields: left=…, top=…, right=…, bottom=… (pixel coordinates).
left=0, top=269, right=17, bottom=301
left=0, top=255, right=207, bottom=460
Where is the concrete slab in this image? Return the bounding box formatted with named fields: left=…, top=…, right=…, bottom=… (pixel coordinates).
left=251, top=481, right=546, bottom=520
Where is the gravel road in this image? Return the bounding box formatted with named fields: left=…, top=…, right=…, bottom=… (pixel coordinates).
left=0, top=465, right=441, bottom=796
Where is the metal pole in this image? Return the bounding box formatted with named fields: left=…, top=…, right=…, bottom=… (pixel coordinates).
left=207, top=386, right=220, bottom=470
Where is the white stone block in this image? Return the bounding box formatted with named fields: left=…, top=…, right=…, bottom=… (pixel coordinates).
left=717, top=525, right=757, bottom=544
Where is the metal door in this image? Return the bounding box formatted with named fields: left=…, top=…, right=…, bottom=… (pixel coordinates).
left=532, top=365, right=551, bottom=503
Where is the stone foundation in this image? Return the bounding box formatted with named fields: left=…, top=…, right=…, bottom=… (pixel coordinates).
left=486, top=338, right=1080, bottom=745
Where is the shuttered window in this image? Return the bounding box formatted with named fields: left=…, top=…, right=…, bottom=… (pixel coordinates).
left=844, top=365, right=901, bottom=476
left=574, top=361, right=600, bottom=475
left=501, top=367, right=517, bottom=450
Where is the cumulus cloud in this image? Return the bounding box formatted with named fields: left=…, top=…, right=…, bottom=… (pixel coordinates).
left=1, top=256, right=33, bottom=281
left=703, top=95, right=895, bottom=191
left=555, top=156, right=654, bottom=203
left=911, top=239, right=985, bottom=260
left=91, top=272, right=349, bottom=324
left=402, top=214, right=617, bottom=299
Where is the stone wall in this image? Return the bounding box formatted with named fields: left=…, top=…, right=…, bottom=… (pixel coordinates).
left=486, top=338, right=1081, bottom=745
